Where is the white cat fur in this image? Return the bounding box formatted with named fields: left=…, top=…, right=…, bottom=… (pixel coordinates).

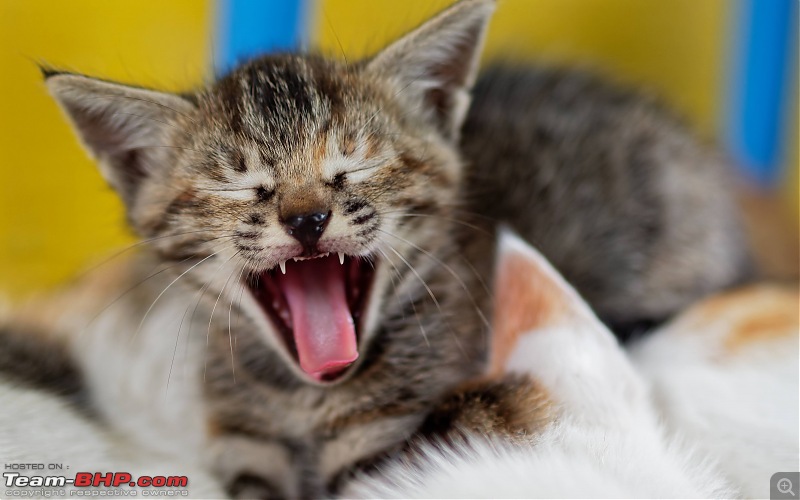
left=345, top=230, right=797, bottom=499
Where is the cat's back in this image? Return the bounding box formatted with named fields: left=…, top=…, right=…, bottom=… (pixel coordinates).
left=630, top=284, right=799, bottom=497
left=460, top=65, right=751, bottom=336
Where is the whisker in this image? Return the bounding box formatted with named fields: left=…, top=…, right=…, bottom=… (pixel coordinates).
left=131, top=247, right=229, bottom=347
left=179, top=252, right=240, bottom=382
left=81, top=257, right=192, bottom=335
left=169, top=252, right=237, bottom=395
left=73, top=229, right=230, bottom=281
left=376, top=247, right=429, bottom=348
left=375, top=210, right=494, bottom=303
left=460, top=253, right=493, bottom=302
left=379, top=211, right=491, bottom=236
left=204, top=251, right=243, bottom=382
left=227, top=265, right=248, bottom=383
left=164, top=311, right=185, bottom=402
left=322, top=7, right=348, bottom=65
left=383, top=245, right=441, bottom=312
left=382, top=242, right=468, bottom=358
left=378, top=228, right=490, bottom=332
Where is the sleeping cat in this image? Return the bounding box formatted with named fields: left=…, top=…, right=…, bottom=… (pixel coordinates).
left=346, top=230, right=797, bottom=498
left=2, top=0, right=750, bottom=496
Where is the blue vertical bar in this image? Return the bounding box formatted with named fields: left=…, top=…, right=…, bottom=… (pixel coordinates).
left=726, top=0, right=798, bottom=187
left=215, top=0, right=311, bottom=76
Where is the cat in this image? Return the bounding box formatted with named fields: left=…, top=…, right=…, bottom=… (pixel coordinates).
left=1, top=0, right=750, bottom=497
left=2, top=230, right=789, bottom=499
left=346, top=229, right=798, bottom=498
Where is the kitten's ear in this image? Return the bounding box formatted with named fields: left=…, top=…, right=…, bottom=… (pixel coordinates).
left=44, top=71, right=195, bottom=204
left=489, top=229, right=646, bottom=425
left=366, top=0, right=494, bottom=140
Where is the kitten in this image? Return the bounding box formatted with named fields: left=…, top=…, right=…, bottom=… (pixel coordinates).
left=460, top=64, right=752, bottom=336
left=346, top=230, right=797, bottom=498
left=2, top=0, right=749, bottom=496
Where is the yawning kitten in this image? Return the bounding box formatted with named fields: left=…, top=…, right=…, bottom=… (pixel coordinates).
left=2, top=0, right=750, bottom=496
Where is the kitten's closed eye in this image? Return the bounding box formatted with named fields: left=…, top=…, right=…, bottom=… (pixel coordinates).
left=255, top=186, right=275, bottom=203
left=196, top=183, right=276, bottom=202
left=328, top=172, right=346, bottom=190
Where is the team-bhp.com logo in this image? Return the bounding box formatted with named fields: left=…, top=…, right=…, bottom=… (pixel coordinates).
left=4, top=471, right=189, bottom=497
left=5, top=472, right=187, bottom=488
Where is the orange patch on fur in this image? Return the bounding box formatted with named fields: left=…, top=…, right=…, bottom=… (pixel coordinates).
left=489, top=252, right=567, bottom=376
left=680, top=285, right=799, bottom=352
left=724, top=287, right=799, bottom=352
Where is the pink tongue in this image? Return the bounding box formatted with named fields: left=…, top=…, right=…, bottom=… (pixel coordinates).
left=277, top=257, right=358, bottom=380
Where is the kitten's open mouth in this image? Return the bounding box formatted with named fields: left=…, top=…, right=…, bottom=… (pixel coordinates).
left=246, top=253, right=377, bottom=382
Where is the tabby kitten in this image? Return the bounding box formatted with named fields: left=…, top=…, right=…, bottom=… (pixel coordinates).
left=4, top=0, right=749, bottom=497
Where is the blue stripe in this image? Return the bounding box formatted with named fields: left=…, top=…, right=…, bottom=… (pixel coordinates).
left=215, top=0, right=311, bottom=76
left=726, top=0, right=798, bottom=186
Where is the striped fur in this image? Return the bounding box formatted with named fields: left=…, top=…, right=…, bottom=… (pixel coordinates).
left=25, top=0, right=752, bottom=496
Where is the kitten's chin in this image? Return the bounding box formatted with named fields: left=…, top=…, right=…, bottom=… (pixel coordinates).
left=245, top=253, right=378, bottom=385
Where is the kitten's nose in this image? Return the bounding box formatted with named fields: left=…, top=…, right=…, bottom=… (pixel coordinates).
left=281, top=211, right=331, bottom=252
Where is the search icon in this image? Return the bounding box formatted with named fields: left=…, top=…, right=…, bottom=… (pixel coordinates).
left=778, top=478, right=795, bottom=496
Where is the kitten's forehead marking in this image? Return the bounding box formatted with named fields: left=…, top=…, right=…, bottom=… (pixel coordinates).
left=205, top=56, right=405, bottom=191
left=215, top=57, right=346, bottom=149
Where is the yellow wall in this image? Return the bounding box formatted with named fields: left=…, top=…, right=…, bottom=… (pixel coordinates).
left=0, top=1, right=210, bottom=297
left=314, top=0, right=731, bottom=136
left=0, top=0, right=793, bottom=298
left=314, top=0, right=800, bottom=255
